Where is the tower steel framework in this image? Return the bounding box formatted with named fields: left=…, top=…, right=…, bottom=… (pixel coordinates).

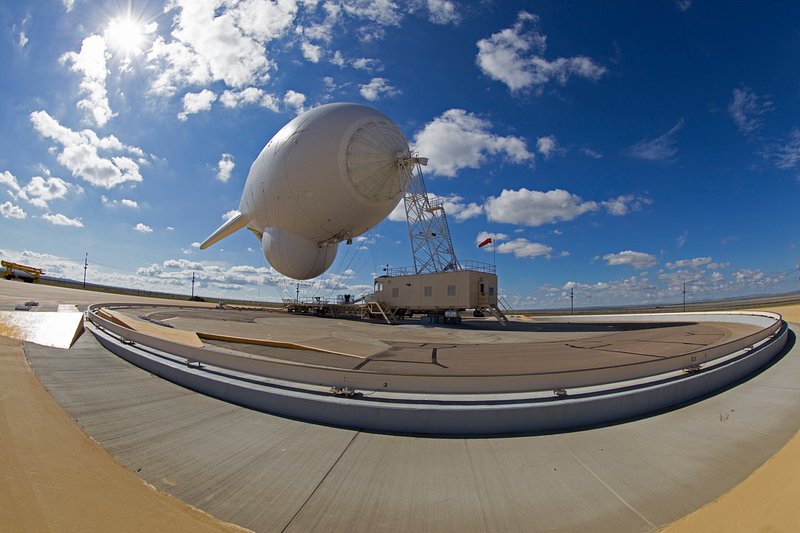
left=402, top=159, right=461, bottom=275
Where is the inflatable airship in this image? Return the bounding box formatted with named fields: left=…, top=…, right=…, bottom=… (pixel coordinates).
left=200, top=103, right=422, bottom=280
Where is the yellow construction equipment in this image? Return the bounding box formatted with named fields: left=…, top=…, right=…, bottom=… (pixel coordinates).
left=1, top=260, right=44, bottom=282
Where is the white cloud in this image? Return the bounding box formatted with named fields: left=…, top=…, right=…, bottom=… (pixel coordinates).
left=178, top=89, right=217, bottom=121
left=438, top=194, right=483, bottom=221
left=260, top=93, right=281, bottom=112
left=601, top=194, right=652, bottom=216
left=475, top=231, right=509, bottom=245
left=447, top=198, right=483, bottom=221
left=61, top=0, right=75, bottom=12
left=3, top=169, right=78, bottom=209
left=536, top=135, right=561, bottom=159
left=135, top=255, right=310, bottom=295
left=387, top=201, right=406, bottom=222
left=413, top=109, right=533, bottom=177
left=102, top=196, right=139, bottom=208
left=580, top=147, right=602, bottom=159
left=474, top=231, right=551, bottom=258
left=352, top=57, right=383, bottom=72
left=217, top=153, right=235, bottom=183
left=387, top=192, right=483, bottom=223
left=396, top=187, right=647, bottom=229
left=302, top=2, right=342, bottom=45
left=676, top=230, right=689, bottom=249
left=359, top=77, right=400, bottom=101
left=20, top=176, right=72, bottom=209
left=60, top=35, right=114, bottom=127
left=497, top=238, right=552, bottom=259
left=728, top=87, right=773, bottom=136
left=426, top=0, right=460, bottom=24
left=476, top=11, right=606, bottom=93
left=342, top=0, right=403, bottom=26
left=41, top=212, right=83, bottom=227
left=146, top=0, right=297, bottom=95
left=300, top=40, right=322, bottom=62
left=191, top=241, right=202, bottom=248
left=29, top=110, right=143, bottom=189
left=666, top=257, right=712, bottom=269
left=222, top=210, right=239, bottom=222
left=485, top=188, right=598, bottom=227
left=18, top=32, right=28, bottom=48
left=0, top=170, right=23, bottom=198
left=219, top=87, right=264, bottom=108
left=626, top=119, right=685, bottom=161
left=675, top=0, right=692, bottom=11
left=133, top=222, right=153, bottom=233
left=1, top=201, right=26, bottom=219
left=603, top=250, right=657, bottom=269
left=217, top=87, right=280, bottom=112
left=331, top=50, right=345, bottom=66
left=283, top=90, right=307, bottom=114
left=765, top=128, right=800, bottom=170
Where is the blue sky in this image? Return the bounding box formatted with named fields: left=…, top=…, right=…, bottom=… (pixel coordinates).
left=0, top=0, right=798, bottom=309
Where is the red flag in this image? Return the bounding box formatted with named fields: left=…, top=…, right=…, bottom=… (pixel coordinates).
left=478, top=237, right=493, bottom=248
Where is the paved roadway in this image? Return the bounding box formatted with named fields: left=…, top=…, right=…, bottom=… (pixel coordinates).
left=4, top=280, right=800, bottom=531
left=26, top=319, right=800, bottom=532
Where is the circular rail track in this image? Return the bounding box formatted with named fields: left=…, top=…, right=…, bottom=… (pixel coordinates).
left=87, top=303, right=787, bottom=435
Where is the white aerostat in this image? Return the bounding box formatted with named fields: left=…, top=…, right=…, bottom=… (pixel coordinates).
left=201, top=102, right=422, bottom=280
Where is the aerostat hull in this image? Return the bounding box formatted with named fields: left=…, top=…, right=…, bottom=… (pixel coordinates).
left=202, top=103, right=414, bottom=280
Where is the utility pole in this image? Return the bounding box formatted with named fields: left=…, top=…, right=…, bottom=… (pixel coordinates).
left=83, top=252, right=88, bottom=289
left=570, top=287, right=574, bottom=315
left=191, top=272, right=196, bottom=299
left=296, top=282, right=300, bottom=303
left=682, top=282, right=686, bottom=312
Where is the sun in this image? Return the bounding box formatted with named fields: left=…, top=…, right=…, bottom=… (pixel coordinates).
left=106, top=16, right=146, bottom=55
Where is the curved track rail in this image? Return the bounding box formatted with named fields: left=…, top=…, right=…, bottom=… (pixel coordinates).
left=87, top=304, right=787, bottom=435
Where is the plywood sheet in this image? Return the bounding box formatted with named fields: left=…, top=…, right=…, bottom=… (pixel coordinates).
left=103, top=309, right=204, bottom=348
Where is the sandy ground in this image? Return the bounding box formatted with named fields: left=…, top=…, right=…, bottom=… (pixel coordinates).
left=659, top=303, right=800, bottom=532
left=750, top=302, right=800, bottom=324
left=661, top=430, right=800, bottom=532
left=0, top=334, right=246, bottom=532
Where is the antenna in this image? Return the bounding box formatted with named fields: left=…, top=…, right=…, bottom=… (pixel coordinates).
left=682, top=282, right=686, bottom=312
left=191, top=272, right=196, bottom=299
left=83, top=252, right=88, bottom=289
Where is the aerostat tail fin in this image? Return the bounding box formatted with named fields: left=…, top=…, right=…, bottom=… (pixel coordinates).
left=200, top=211, right=249, bottom=250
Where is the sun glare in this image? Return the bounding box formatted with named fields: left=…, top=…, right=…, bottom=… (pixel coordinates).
left=106, top=16, right=145, bottom=54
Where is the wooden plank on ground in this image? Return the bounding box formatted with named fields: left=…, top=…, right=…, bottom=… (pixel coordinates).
left=104, top=309, right=204, bottom=347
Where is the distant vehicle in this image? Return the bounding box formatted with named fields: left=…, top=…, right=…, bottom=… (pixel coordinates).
left=200, top=103, right=423, bottom=280
left=1, top=260, right=44, bottom=283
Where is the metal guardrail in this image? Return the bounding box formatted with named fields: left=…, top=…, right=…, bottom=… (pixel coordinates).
left=378, top=261, right=497, bottom=277
left=459, top=260, right=496, bottom=274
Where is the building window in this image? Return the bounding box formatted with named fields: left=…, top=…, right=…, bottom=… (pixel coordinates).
left=424, top=286, right=432, bottom=297
left=488, top=287, right=495, bottom=296
left=392, top=287, right=399, bottom=297
left=447, top=285, right=456, bottom=296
